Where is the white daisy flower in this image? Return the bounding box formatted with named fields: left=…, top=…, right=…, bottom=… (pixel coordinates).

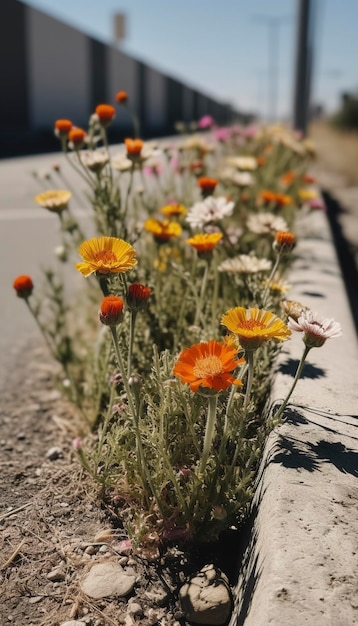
left=186, top=197, right=234, bottom=229
left=288, top=310, right=342, bottom=348
left=218, top=254, right=272, bottom=275
left=247, top=212, right=289, bottom=235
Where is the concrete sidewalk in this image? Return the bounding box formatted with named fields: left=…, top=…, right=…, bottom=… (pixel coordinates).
left=232, top=211, right=358, bottom=625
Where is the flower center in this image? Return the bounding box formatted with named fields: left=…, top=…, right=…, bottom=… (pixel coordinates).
left=240, top=319, right=266, bottom=331
left=94, top=250, right=117, bottom=264
left=193, top=355, right=223, bottom=378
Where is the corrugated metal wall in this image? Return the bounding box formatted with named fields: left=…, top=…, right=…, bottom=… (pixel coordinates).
left=0, top=0, right=238, bottom=155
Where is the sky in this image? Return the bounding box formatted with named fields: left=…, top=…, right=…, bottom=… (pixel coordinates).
left=23, top=0, right=358, bottom=121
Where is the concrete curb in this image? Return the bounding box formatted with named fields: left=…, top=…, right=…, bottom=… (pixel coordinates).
left=231, top=211, right=358, bottom=625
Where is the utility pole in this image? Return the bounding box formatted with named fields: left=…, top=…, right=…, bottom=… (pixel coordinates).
left=253, top=15, right=291, bottom=122
left=293, top=0, right=315, bottom=133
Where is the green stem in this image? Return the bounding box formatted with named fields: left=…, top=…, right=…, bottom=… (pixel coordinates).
left=194, top=260, right=210, bottom=326
left=244, top=350, right=255, bottom=412
left=127, top=310, right=137, bottom=378
left=199, top=394, right=218, bottom=473
left=262, top=251, right=281, bottom=305
left=110, top=327, right=163, bottom=514
left=211, top=253, right=219, bottom=336
left=272, top=345, right=311, bottom=423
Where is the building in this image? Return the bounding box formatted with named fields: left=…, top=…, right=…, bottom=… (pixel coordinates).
left=0, top=0, right=239, bottom=156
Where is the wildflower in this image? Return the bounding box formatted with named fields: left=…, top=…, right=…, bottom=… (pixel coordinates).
left=214, top=127, right=231, bottom=142
left=34, top=190, right=71, bottom=214
left=160, top=203, right=187, bottom=218
left=198, top=177, right=218, bottom=196
left=125, top=138, right=144, bottom=160
left=274, top=231, right=296, bottom=253
left=280, top=170, right=297, bottom=186
left=275, top=193, right=293, bottom=207
left=187, top=232, right=223, bottom=258
left=95, top=104, right=116, bottom=127
left=288, top=310, right=342, bottom=348
left=99, top=295, right=124, bottom=326
left=13, top=275, right=34, bottom=299
left=218, top=254, right=272, bottom=275
left=221, top=307, right=291, bottom=351
left=298, top=187, right=319, bottom=202
left=302, top=174, right=316, bottom=184
left=259, top=190, right=277, bottom=204
left=144, top=219, right=182, bottom=243
left=281, top=300, right=310, bottom=322
left=115, top=90, right=128, bottom=104
left=198, top=115, right=214, bottom=129
left=111, top=154, right=133, bottom=172
left=262, top=274, right=291, bottom=295
left=226, top=156, right=258, bottom=171
left=247, top=212, right=288, bottom=235
left=126, top=283, right=151, bottom=311
left=80, top=150, right=109, bottom=173
left=54, top=119, right=72, bottom=137
left=173, top=340, right=243, bottom=394
left=68, top=127, right=86, bottom=148
left=186, top=197, right=234, bottom=229
left=76, top=236, right=137, bottom=277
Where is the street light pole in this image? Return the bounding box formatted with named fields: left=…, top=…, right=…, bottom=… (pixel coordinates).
left=253, top=15, right=291, bottom=122
left=293, top=0, right=314, bottom=133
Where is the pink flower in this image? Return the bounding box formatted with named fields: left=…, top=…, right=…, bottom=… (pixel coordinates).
left=288, top=310, right=342, bottom=348
left=309, top=197, right=326, bottom=211
left=214, top=127, right=231, bottom=142
left=198, top=115, right=214, bottom=129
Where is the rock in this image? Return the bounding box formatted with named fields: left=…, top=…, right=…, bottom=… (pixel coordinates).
left=179, top=564, right=233, bottom=626
left=81, top=561, right=136, bottom=599
left=46, top=446, right=62, bottom=460
left=47, top=567, right=66, bottom=581
left=127, top=602, right=143, bottom=617
left=60, top=622, right=86, bottom=626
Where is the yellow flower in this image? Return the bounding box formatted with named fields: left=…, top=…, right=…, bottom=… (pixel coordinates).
left=34, top=190, right=72, bottom=213
left=186, top=233, right=223, bottom=255
left=144, top=219, right=182, bottom=243
left=298, top=187, right=318, bottom=201
left=160, top=203, right=187, bottom=218
left=75, top=236, right=137, bottom=277
left=221, top=306, right=291, bottom=350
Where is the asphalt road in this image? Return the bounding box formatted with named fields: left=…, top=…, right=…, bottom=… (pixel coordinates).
left=0, top=151, right=91, bottom=381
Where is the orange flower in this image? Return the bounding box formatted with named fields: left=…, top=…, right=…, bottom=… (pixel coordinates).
left=173, top=340, right=244, bottom=393
left=275, top=193, right=293, bottom=207
left=144, top=218, right=182, bottom=243
left=221, top=307, right=291, bottom=351
left=76, top=236, right=137, bottom=277
left=186, top=232, right=223, bottom=256
left=302, top=174, right=316, bottom=184
left=274, top=230, right=295, bottom=253
left=13, top=275, right=33, bottom=299
left=125, top=138, right=144, bottom=157
left=95, top=104, right=116, bottom=125
left=280, top=170, right=296, bottom=186
left=115, top=91, right=128, bottom=104
left=126, top=283, right=151, bottom=311
left=54, top=119, right=72, bottom=135
left=69, top=127, right=86, bottom=146
left=256, top=156, right=266, bottom=166
left=198, top=177, right=218, bottom=195
left=259, top=190, right=277, bottom=204
left=99, top=295, right=124, bottom=326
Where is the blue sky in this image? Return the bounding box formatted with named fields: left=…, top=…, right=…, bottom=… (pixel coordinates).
left=23, top=0, right=358, bottom=120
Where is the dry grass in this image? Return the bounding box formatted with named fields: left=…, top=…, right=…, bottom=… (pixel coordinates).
left=309, top=120, right=358, bottom=186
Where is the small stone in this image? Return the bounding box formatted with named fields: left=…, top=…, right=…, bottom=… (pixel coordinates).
left=60, top=622, right=86, bottom=626
left=17, top=433, right=26, bottom=440
left=84, top=546, right=96, bottom=555
left=179, top=564, right=232, bottom=626
left=47, top=567, right=66, bottom=582
left=127, top=602, right=143, bottom=617
left=99, top=545, right=109, bottom=553
left=28, top=596, right=43, bottom=604
left=46, top=446, right=62, bottom=461
left=81, top=561, right=136, bottom=599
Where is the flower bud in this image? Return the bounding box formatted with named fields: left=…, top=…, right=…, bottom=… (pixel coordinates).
left=13, top=275, right=34, bottom=299
left=99, top=295, right=124, bottom=326
left=126, top=283, right=151, bottom=311
left=95, top=104, right=116, bottom=127
left=274, top=230, right=295, bottom=254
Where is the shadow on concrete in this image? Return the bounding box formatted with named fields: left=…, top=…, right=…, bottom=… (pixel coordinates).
left=272, top=435, right=358, bottom=477
left=301, top=290, right=326, bottom=298
left=323, top=190, right=358, bottom=335
left=279, top=357, right=326, bottom=380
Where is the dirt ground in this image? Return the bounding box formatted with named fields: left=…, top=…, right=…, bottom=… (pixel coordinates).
left=0, top=341, right=242, bottom=626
